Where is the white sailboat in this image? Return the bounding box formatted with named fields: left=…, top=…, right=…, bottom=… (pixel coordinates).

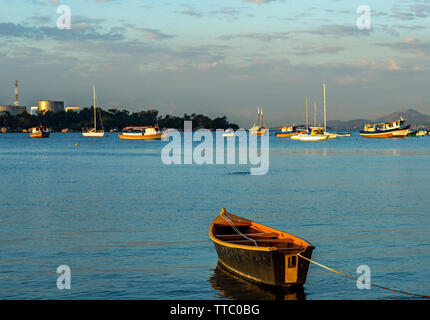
left=290, top=96, right=328, bottom=141
left=82, top=86, right=105, bottom=137
left=249, top=107, right=268, bottom=136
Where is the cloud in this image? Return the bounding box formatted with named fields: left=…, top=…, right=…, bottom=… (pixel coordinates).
left=243, top=0, right=277, bottom=3
left=291, top=45, right=345, bottom=56
left=0, top=22, right=124, bottom=42
left=217, top=32, right=289, bottom=42
left=302, top=24, right=372, bottom=37
left=374, top=37, right=430, bottom=57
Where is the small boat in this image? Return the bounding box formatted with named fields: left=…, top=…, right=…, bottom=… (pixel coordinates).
left=209, top=208, right=314, bottom=289
left=250, top=107, right=268, bottom=136
left=82, top=86, right=105, bottom=137
left=118, top=125, right=162, bottom=140
left=290, top=128, right=329, bottom=141
left=336, top=132, right=351, bottom=137
left=222, top=129, right=235, bottom=137
left=29, top=126, right=50, bottom=138
left=360, top=117, right=410, bottom=138
left=275, top=125, right=306, bottom=138
left=416, top=130, right=427, bottom=137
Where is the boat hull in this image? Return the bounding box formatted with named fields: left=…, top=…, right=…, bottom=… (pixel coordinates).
left=82, top=131, right=105, bottom=137
left=360, top=126, right=409, bottom=138
left=214, top=242, right=313, bottom=288
left=118, top=133, right=162, bottom=140
left=30, top=132, right=50, bottom=138
left=250, top=129, right=268, bottom=137
left=290, top=134, right=328, bottom=141
left=276, top=131, right=306, bottom=138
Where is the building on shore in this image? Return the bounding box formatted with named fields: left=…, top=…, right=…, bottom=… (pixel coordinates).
left=37, top=100, right=64, bottom=114
left=0, top=80, right=27, bottom=116
left=0, top=105, right=27, bottom=116
left=65, top=106, right=82, bottom=112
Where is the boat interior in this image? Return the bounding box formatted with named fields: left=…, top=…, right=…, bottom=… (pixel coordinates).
left=212, top=220, right=306, bottom=252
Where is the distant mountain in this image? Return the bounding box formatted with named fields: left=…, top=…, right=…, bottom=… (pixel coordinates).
left=327, top=109, right=430, bottom=130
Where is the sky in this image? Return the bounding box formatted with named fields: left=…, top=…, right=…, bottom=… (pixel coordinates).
left=0, top=0, right=430, bottom=127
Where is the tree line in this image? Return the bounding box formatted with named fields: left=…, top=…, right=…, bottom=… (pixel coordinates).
left=0, top=108, right=240, bottom=132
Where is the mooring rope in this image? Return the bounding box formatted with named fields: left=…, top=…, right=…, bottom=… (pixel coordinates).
left=219, top=212, right=258, bottom=247
left=297, top=253, right=430, bottom=299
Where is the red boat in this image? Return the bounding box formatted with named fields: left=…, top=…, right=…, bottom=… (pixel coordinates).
left=29, top=126, right=50, bottom=138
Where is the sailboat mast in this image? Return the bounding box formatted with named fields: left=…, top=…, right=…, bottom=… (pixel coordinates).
left=306, top=97, right=309, bottom=130
left=261, top=107, right=263, bottom=127
left=257, top=107, right=260, bottom=127
left=323, top=83, right=327, bottom=132
left=93, top=85, right=97, bottom=130
left=314, top=102, right=317, bottom=127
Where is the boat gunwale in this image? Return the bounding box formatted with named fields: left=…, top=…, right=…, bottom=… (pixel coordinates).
left=209, top=212, right=313, bottom=253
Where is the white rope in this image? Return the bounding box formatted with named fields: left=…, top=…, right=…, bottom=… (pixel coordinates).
left=220, top=212, right=258, bottom=247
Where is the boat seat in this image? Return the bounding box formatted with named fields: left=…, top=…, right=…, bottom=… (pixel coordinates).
left=225, top=238, right=294, bottom=244
left=216, top=232, right=278, bottom=240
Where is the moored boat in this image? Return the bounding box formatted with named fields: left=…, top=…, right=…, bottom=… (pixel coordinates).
left=250, top=107, right=268, bottom=136
left=82, top=86, right=105, bottom=137
left=29, top=126, right=50, bottom=138
left=222, top=129, right=235, bottom=137
left=209, top=208, right=314, bottom=289
left=290, top=128, right=329, bottom=141
left=275, top=125, right=306, bottom=138
left=360, top=117, right=410, bottom=138
left=118, top=125, right=162, bottom=140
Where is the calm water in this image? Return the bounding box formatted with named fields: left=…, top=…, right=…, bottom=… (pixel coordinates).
left=1, top=131, right=430, bottom=300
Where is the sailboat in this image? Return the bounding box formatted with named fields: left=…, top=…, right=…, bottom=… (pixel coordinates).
left=290, top=97, right=328, bottom=141
left=249, top=107, right=268, bottom=136
left=82, top=86, right=105, bottom=137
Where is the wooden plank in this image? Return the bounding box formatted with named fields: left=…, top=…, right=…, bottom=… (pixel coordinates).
left=216, top=232, right=278, bottom=239
left=226, top=238, right=294, bottom=243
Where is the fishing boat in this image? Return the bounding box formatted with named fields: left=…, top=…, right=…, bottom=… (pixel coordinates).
left=275, top=125, right=306, bottom=138
left=82, top=86, right=105, bottom=137
left=360, top=117, right=410, bottom=138
left=29, top=126, right=49, bottom=138
left=223, top=129, right=235, bottom=137
left=209, top=208, right=314, bottom=289
left=118, top=125, right=162, bottom=140
left=249, top=107, right=268, bottom=136
left=290, top=128, right=329, bottom=141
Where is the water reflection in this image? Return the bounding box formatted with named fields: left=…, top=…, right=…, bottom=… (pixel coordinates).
left=208, top=264, right=306, bottom=300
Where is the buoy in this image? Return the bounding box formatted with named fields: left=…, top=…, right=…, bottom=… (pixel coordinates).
left=75, top=143, right=79, bottom=147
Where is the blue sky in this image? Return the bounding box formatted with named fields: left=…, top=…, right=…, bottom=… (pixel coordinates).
left=1, top=0, right=430, bottom=127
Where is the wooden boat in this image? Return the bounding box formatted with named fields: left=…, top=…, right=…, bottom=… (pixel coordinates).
left=250, top=107, right=268, bottom=136
left=360, top=117, right=410, bottom=138
left=275, top=125, right=306, bottom=138
left=82, top=86, right=105, bottom=137
left=209, top=208, right=314, bottom=288
left=118, top=125, right=162, bottom=140
left=290, top=128, right=329, bottom=141
left=29, top=126, right=49, bottom=138
left=336, top=132, right=351, bottom=137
